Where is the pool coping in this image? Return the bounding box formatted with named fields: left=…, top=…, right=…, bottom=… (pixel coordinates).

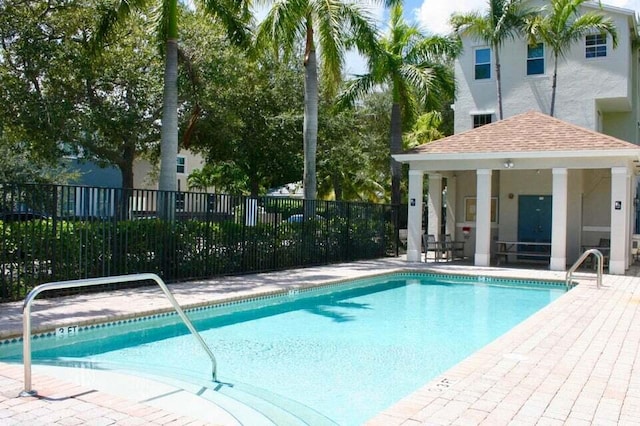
left=2, top=258, right=639, bottom=425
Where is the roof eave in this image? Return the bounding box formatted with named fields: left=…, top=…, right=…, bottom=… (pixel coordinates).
left=394, top=149, right=640, bottom=163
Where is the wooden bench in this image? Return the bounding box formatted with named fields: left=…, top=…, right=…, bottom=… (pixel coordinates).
left=495, top=241, right=551, bottom=266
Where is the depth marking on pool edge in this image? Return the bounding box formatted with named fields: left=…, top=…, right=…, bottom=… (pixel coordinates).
left=55, top=325, right=79, bottom=339
left=429, top=377, right=458, bottom=392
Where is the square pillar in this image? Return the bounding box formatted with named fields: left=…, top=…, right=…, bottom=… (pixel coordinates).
left=406, top=169, right=424, bottom=262
left=475, top=169, right=492, bottom=266
left=427, top=174, right=442, bottom=239
left=610, top=167, right=630, bottom=274
left=550, top=168, right=568, bottom=271
left=445, top=175, right=457, bottom=238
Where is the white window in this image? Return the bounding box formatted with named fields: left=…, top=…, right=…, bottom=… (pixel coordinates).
left=474, top=48, right=491, bottom=80
left=473, top=114, right=492, bottom=128
left=586, top=34, right=607, bottom=58
left=177, top=156, right=185, bottom=174
left=527, top=43, right=544, bottom=75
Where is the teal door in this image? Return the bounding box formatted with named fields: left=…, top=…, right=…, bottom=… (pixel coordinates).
left=518, top=195, right=552, bottom=254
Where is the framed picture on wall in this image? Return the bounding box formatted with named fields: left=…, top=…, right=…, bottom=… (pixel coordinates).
left=464, top=197, right=498, bottom=223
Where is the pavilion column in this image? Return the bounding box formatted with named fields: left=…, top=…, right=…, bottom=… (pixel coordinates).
left=475, top=169, right=492, bottom=266
left=427, top=174, right=442, bottom=239
left=445, top=175, right=457, bottom=237
left=550, top=168, right=568, bottom=271
left=406, top=169, right=424, bottom=262
left=610, top=167, right=630, bottom=274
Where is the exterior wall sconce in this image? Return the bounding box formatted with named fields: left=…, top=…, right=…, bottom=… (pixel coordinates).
left=504, top=159, right=514, bottom=168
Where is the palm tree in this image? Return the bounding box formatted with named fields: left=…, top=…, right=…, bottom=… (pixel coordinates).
left=95, top=0, right=251, bottom=194
left=404, top=111, right=445, bottom=150
left=256, top=0, right=390, bottom=201
left=451, top=0, right=536, bottom=120
left=339, top=3, right=460, bottom=206
left=525, top=0, right=617, bottom=117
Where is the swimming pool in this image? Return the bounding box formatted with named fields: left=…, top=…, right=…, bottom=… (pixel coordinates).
left=0, top=273, right=565, bottom=425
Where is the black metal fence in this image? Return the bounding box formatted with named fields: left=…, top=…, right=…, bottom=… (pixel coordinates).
left=0, top=183, right=400, bottom=302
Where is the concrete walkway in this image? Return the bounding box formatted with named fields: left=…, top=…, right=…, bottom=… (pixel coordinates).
left=1, top=259, right=639, bottom=425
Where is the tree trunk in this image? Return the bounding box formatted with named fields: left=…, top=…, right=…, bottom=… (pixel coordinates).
left=303, top=20, right=318, bottom=201
left=159, top=38, right=179, bottom=193
left=390, top=103, right=402, bottom=207
left=332, top=173, right=343, bottom=201
left=550, top=53, right=559, bottom=117
left=494, top=46, right=503, bottom=120
left=158, top=38, right=178, bottom=220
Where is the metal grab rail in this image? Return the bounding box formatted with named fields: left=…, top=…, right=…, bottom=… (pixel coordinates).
left=565, top=249, right=603, bottom=290
left=20, top=273, right=217, bottom=397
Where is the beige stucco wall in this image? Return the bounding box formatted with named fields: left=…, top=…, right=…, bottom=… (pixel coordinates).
left=132, top=149, right=206, bottom=192
left=446, top=168, right=614, bottom=264
left=450, top=170, right=500, bottom=258
left=582, top=169, right=612, bottom=246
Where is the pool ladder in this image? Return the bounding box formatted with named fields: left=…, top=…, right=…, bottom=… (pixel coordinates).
left=19, top=273, right=217, bottom=397
left=565, top=249, right=604, bottom=290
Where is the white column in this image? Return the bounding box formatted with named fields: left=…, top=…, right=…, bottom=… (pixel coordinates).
left=550, top=168, right=568, bottom=271
left=475, top=169, right=492, bottom=266
left=445, top=175, right=457, bottom=237
left=610, top=167, right=629, bottom=274
left=427, top=174, right=442, bottom=239
left=407, top=169, right=424, bottom=262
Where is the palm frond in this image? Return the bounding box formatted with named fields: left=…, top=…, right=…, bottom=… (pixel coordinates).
left=255, top=0, right=308, bottom=55
left=93, top=0, right=149, bottom=50
left=198, top=0, right=254, bottom=47
left=336, top=73, right=379, bottom=109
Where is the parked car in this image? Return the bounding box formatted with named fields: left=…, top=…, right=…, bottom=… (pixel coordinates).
left=287, top=214, right=325, bottom=223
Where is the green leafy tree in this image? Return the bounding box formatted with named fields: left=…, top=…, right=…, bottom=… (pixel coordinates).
left=451, top=0, right=536, bottom=120
left=0, top=0, right=161, bottom=188
left=404, top=111, right=445, bottom=149
left=339, top=3, right=459, bottom=206
left=255, top=0, right=388, bottom=200
left=317, top=96, right=386, bottom=202
left=95, top=0, right=251, bottom=193
left=0, top=0, right=77, bottom=167
left=525, top=0, right=617, bottom=116
left=182, top=12, right=304, bottom=196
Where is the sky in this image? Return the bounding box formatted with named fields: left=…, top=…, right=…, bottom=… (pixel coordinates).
left=344, top=0, right=640, bottom=75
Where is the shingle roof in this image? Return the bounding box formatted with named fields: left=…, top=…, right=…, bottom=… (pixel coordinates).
left=406, top=111, right=639, bottom=155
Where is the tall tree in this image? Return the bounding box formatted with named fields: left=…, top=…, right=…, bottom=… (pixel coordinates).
left=339, top=3, right=459, bottom=206
left=451, top=0, right=536, bottom=120
left=317, top=94, right=388, bottom=202
left=95, top=0, right=251, bottom=193
left=182, top=12, right=304, bottom=196
left=255, top=0, right=388, bottom=200
left=525, top=0, right=617, bottom=116
left=0, top=0, right=161, bottom=188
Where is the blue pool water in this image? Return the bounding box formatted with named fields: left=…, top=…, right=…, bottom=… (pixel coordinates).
left=1, top=274, right=564, bottom=425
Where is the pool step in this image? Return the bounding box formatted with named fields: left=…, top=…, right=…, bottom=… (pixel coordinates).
left=32, top=363, right=337, bottom=425
left=214, top=380, right=338, bottom=426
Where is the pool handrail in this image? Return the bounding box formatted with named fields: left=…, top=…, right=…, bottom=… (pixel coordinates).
left=565, top=249, right=603, bottom=290
left=19, top=273, right=217, bottom=397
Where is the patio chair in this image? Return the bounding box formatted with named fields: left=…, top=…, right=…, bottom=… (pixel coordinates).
left=423, top=234, right=442, bottom=262
left=445, top=234, right=465, bottom=260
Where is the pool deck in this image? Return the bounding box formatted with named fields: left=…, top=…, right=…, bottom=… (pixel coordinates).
left=1, top=258, right=640, bottom=425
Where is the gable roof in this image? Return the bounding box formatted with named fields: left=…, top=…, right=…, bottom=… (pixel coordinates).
left=402, top=111, right=639, bottom=157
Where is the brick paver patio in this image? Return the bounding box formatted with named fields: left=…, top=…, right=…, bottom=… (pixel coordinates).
left=1, top=259, right=639, bottom=425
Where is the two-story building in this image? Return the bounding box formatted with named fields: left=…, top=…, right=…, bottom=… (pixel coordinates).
left=396, top=1, right=640, bottom=274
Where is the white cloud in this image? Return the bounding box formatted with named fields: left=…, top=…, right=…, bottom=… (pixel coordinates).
left=415, top=0, right=486, bottom=35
